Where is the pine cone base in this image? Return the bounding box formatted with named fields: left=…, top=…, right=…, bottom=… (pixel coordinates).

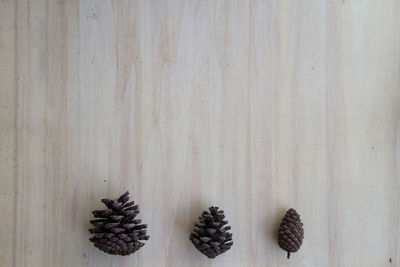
left=190, top=207, right=233, bottom=259
left=278, top=208, right=304, bottom=259
left=89, top=191, right=149, bottom=256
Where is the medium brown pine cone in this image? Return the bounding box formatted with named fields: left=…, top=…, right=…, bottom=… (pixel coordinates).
left=189, top=207, right=233, bottom=258
left=278, top=208, right=304, bottom=259
left=89, top=191, right=149, bottom=255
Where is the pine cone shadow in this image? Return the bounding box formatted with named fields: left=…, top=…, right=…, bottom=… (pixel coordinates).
left=84, top=188, right=110, bottom=258
left=177, top=199, right=205, bottom=237
left=174, top=199, right=208, bottom=260
left=86, top=189, right=109, bottom=229
left=272, top=208, right=287, bottom=241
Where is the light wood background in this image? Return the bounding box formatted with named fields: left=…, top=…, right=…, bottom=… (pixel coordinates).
left=1, top=0, right=400, bottom=266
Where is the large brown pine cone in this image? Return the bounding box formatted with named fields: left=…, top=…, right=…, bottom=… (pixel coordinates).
left=189, top=207, right=233, bottom=258
left=278, top=208, right=304, bottom=259
left=89, top=191, right=149, bottom=255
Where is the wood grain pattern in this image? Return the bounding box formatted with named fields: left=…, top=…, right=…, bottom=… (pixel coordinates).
left=1, top=0, right=400, bottom=266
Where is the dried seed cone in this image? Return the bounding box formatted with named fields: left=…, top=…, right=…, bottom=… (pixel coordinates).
left=189, top=207, right=233, bottom=259
left=278, top=208, right=304, bottom=259
left=89, top=191, right=149, bottom=255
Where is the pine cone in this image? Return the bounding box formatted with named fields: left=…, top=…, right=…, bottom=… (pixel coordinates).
left=189, top=206, right=233, bottom=258
left=89, top=191, right=149, bottom=255
left=278, top=208, right=304, bottom=259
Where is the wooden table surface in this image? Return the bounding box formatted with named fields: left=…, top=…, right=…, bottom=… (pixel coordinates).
left=1, top=1, right=399, bottom=266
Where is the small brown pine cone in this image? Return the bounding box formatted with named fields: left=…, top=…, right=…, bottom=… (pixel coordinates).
left=278, top=208, right=304, bottom=259
left=189, top=207, right=233, bottom=259
left=88, top=191, right=149, bottom=255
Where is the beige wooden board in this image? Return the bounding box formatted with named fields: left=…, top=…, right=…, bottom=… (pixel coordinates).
left=1, top=0, right=400, bottom=266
